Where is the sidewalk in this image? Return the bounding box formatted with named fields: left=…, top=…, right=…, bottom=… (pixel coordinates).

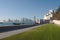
left=0, top=24, right=46, bottom=39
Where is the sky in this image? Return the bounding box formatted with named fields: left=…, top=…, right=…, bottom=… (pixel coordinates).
left=0, top=0, right=60, bottom=20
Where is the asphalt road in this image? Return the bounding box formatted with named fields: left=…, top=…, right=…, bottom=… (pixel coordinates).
left=0, top=24, right=45, bottom=39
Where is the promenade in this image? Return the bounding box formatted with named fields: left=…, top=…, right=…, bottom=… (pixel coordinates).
left=0, top=24, right=45, bottom=39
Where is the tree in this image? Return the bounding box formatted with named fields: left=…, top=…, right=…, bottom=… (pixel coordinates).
left=54, top=6, right=60, bottom=20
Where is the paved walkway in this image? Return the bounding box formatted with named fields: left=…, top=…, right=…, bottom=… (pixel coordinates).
left=0, top=24, right=45, bottom=39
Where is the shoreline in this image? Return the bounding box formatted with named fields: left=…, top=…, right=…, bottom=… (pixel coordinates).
left=0, top=24, right=37, bottom=33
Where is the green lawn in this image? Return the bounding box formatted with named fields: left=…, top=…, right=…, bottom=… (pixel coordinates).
left=1, top=24, right=60, bottom=40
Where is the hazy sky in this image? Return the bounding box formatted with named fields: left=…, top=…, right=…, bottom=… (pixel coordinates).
left=0, top=0, right=60, bottom=20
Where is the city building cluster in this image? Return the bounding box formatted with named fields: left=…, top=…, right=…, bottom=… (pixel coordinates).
left=0, top=9, right=54, bottom=26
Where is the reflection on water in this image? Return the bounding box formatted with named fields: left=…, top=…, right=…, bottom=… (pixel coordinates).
left=0, top=24, right=36, bottom=33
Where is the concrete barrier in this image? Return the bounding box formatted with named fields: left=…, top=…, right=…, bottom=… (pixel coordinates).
left=53, top=20, right=60, bottom=25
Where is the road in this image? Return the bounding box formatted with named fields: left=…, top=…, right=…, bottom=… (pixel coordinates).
left=0, top=24, right=45, bottom=39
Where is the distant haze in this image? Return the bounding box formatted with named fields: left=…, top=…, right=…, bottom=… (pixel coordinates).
left=0, top=0, right=60, bottom=20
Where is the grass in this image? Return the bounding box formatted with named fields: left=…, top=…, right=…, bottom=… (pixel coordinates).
left=1, top=24, right=60, bottom=40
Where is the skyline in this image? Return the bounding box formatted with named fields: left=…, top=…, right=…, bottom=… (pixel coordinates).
left=0, top=0, right=60, bottom=20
